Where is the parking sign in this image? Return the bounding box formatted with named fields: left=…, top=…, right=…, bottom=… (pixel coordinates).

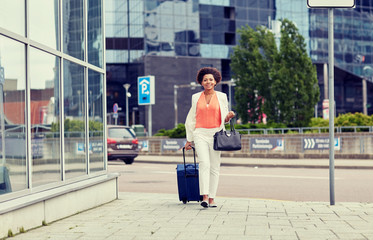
left=138, top=76, right=155, bottom=105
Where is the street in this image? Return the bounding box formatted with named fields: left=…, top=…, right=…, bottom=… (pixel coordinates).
left=108, top=160, right=373, bottom=202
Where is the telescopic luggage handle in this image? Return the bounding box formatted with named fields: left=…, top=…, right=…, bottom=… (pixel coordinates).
left=182, top=146, right=197, bottom=176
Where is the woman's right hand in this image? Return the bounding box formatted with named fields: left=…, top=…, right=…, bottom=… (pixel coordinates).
left=184, top=141, right=193, bottom=151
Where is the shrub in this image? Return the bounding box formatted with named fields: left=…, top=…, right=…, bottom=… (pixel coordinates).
left=335, top=112, right=372, bottom=127
left=155, top=123, right=186, bottom=138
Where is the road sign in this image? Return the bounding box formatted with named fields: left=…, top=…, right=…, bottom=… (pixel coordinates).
left=113, top=103, right=118, bottom=113
left=250, top=138, right=284, bottom=151
left=113, top=113, right=118, bottom=118
left=303, top=137, right=341, bottom=150
left=138, top=76, right=155, bottom=105
left=307, top=0, right=355, bottom=8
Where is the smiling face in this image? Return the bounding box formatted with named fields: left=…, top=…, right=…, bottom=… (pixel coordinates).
left=201, top=74, right=216, bottom=91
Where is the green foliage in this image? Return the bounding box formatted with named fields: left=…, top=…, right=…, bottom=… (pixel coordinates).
left=51, top=119, right=103, bottom=136
left=155, top=123, right=186, bottom=138
left=307, top=114, right=373, bottom=132
left=227, top=122, right=287, bottom=134
left=230, top=25, right=277, bottom=123
left=8, top=229, right=13, bottom=237
left=269, top=19, right=320, bottom=127
left=334, top=112, right=373, bottom=132
left=335, top=112, right=373, bottom=127
left=309, top=118, right=329, bottom=127
left=230, top=19, right=319, bottom=127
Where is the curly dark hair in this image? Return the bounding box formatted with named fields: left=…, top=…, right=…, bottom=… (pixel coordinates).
left=196, top=67, right=222, bottom=85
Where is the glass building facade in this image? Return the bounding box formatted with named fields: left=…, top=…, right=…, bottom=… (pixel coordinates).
left=105, top=0, right=373, bottom=134
left=0, top=0, right=105, bottom=197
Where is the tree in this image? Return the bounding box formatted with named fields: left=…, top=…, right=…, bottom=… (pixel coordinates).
left=269, top=19, right=319, bottom=127
left=230, top=25, right=277, bottom=123
left=230, top=19, right=319, bottom=127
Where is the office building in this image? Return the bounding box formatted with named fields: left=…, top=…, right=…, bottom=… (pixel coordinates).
left=106, top=0, right=373, bottom=134
left=0, top=0, right=117, bottom=237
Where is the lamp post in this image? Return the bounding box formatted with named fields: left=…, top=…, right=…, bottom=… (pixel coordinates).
left=123, top=83, right=131, bottom=126
left=174, top=82, right=197, bottom=128
left=218, top=79, right=236, bottom=110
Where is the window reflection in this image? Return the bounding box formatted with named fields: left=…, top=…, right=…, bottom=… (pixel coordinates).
left=144, top=0, right=200, bottom=57
left=0, top=0, right=25, bottom=36
left=29, top=0, right=59, bottom=50
left=29, top=48, right=61, bottom=187
left=88, top=70, right=104, bottom=173
left=63, top=60, right=86, bottom=179
left=88, top=0, right=103, bottom=68
left=0, top=36, right=27, bottom=194
left=63, top=0, right=85, bottom=60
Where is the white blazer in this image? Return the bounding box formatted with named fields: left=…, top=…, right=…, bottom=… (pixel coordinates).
left=185, top=91, right=229, bottom=142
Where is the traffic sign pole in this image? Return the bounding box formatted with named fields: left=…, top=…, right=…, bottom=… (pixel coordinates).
left=328, top=8, right=335, bottom=206
left=308, top=0, right=355, bottom=206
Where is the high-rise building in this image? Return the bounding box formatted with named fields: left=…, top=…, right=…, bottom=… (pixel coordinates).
left=106, top=0, right=373, bottom=134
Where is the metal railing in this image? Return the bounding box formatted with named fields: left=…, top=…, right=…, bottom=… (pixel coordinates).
left=234, top=126, right=373, bottom=134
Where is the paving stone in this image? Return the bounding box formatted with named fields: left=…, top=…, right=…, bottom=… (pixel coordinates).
left=9, top=192, right=373, bottom=240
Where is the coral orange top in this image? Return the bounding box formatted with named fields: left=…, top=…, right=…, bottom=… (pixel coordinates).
left=195, top=92, right=221, bottom=128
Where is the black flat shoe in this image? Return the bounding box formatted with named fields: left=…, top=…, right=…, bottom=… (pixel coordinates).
left=201, top=201, right=208, bottom=208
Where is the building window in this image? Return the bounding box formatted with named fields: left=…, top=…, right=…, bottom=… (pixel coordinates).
left=0, top=0, right=25, bottom=36
left=29, top=48, right=61, bottom=187
left=63, top=60, right=86, bottom=179
left=30, top=0, right=60, bottom=50
left=63, top=0, right=85, bottom=61
left=0, top=0, right=105, bottom=200
left=0, top=35, right=27, bottom=193
left=88, top=70, right=104, bottom=173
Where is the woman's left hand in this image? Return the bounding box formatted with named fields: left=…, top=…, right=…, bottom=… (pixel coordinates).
left=225, top=111, right=235, bottom=122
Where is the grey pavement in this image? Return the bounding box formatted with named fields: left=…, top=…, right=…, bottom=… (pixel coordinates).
left=135, top=154, right=373, bottom=169
left=8, top=192, right=373, bottom=240
left=6, top=155, right=373, bottom=240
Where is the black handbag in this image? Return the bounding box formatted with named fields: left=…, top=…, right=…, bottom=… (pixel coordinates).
left=213, top=119, right=241, bottom=151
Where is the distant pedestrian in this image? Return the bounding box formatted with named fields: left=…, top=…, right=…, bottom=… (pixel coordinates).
left=184, top=67, right=235, bottom=208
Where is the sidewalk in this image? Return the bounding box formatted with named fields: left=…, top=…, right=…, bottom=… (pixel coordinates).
left=8, top=192, right=373, bottom=240
left=135, top=154, right=373, bottom=169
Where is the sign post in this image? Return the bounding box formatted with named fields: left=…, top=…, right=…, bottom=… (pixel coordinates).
left=307, top=0, right=355, bottom=205
left=138, top=76, right=155, bottom=136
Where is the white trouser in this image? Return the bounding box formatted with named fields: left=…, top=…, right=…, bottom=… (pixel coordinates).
left=193, top=128, right=221, bottom=198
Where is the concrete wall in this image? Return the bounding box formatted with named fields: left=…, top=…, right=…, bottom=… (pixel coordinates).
left=0, top=174, right=118, bottom=238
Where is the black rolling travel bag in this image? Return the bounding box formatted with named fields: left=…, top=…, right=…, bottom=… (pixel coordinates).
left=176, top=147, right=202, bottom=204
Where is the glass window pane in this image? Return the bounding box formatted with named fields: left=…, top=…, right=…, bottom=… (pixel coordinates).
left=0, top=0, right=25, bottom=36
left=0, top=36, right=27, bottom=194
left=29, top=48, right=61, bottom=187
left=88, top=70, right=104, bottom=173
left=63, top=0, right=85, bottom=60
left=29, top=0, right=59, bottom=50
left=88, top=0, right=103, bottom=68
left=63, top=60, right=86, bottom=179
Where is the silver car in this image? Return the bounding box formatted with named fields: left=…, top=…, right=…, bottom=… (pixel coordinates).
left=107, top=125, right=139, bottom=164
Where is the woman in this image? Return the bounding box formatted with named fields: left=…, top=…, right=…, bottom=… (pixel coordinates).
left=184, top=67, right=235, bottom=208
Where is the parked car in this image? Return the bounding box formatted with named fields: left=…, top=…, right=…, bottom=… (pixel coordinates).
left=107, top=125, right=139, bottom=164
